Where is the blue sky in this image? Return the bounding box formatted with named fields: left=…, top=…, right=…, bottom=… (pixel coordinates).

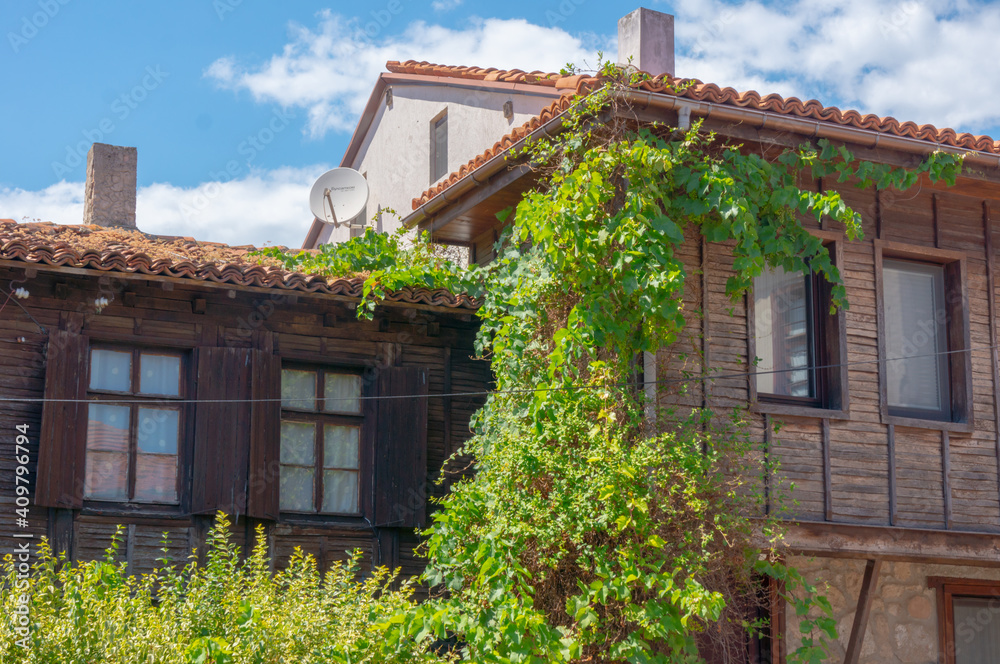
left=3, top=0, right=1000, bottom=247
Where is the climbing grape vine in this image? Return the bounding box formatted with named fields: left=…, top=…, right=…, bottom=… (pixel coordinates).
left=260, top=66, right=963, bottom=663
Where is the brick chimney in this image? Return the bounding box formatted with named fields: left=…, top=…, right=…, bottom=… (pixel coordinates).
left=618, top=8, right=675, bottom=75
left=83, top=143, right=137, bottom=228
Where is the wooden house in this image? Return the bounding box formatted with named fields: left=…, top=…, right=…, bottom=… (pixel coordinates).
left=385, top=15, right=1000, bottom=662
left=4, top=144, right=488, bottom=579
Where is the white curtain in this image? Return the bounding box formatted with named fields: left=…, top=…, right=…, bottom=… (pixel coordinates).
left=883, top=260, right=948, bottom=412
left=753, top=266, right=812, bottom=397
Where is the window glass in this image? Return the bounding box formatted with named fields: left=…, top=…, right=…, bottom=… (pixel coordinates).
left=280, top=466, right=314, bottom=512
left=90, top=349, right=131, bottom=392
left=323, top=470, right=359, bottom=513
left=136, top=407, right=179, bottom=455
left=134, top=455, right=177, bottom=503
left=883, top=259, right=949, bottom=414
left=324, top=425, right=359, bottom=469
left=323, top=374, right=362, bottom=414
left=281, top=422, right=315, bottom=466
left=87, top=404, right=130, bottom=452
left=84, top=452, right=128, bottom=501
left=139, top=353, right=181, bottom=396
left=432, top=114, right=448, bottom=182
left=753, top=266, right=815, bottom=398
left=954, top=597, right=1000, bottom=663
left=282, top=369, right=316, bottom=409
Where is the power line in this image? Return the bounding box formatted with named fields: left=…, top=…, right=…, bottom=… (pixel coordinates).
left=2, top=340, right=997, bottom=405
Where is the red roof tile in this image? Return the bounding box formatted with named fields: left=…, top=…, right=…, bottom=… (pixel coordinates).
left=396, top=60, right=1000, bottom=210
left=0, top=220, right=477, bottom=310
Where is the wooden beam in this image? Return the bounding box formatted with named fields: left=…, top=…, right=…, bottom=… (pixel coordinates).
left=875, top=189, right=883, bottom=240
left=822, top=418, right=832, bottom=522
left=983, top=201, right=1000, bottom=525
left=47, top=508, right=74, bottom=560
left=933, top=192, right=941, bottom=248
left=943, top=430, right=953, bottom=530
left=843, top=559, right=882, bottom=664
left=780, top=521, right=1000, bottom=565
left=125, top=523, right=136, bottom=576
left=888, top=424, right=898, bottom=526
left=764, top=414, right=772, bottom=516
left=443, top=347, right=453, bottom=460
left=701, top=236, right=712, bottom=410
left=0, top=259, right=475, bottom=316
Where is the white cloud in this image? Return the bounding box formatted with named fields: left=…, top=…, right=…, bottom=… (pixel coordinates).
left=0, top=165, right=329, bottom=249
left=674, top=0, right=1000, bottom=135
left=206, top=12, right=606, bottom=137
left=432, top=0, right=463, bottom=11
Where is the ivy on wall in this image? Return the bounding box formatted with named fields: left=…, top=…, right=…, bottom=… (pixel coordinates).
left=262, top=65, right=963, bottom=663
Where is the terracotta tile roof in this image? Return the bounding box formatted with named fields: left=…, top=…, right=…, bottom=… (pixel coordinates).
left=399, top=60, right=1000, bottom=210
left=0, top=220, right=477, bottom=309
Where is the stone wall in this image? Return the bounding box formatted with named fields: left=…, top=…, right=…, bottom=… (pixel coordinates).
left=785, top=555, right=1000, bottom=663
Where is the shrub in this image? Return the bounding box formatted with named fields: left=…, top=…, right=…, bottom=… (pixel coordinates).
left=0, top=514, right=446, bottom=664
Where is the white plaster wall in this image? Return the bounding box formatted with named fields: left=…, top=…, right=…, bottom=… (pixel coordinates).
left=316, top=83, right=556, bottom=245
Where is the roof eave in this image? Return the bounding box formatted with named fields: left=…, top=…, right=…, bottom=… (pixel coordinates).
left=404, top=88, right=1000, bottom=232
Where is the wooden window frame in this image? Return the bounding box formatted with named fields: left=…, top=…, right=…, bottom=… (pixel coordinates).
left=874, top=241, right=973, bottom=432
left=279, top=364, right=371, bottom=518
left=930, top=576, right=1000, bottom=664
left=429, top=108, right=448, bottom=184
left=84, top=344, right=189, bottom=507
left=748, top=231, right=850, bottom=419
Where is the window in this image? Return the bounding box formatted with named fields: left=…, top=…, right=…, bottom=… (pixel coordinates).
left=883, top=259, right=950, bottom=419
left=430, top=111, right=448, bottom=183
left=753, top=266, right=819, bottom=402
left=84, top=347, right=184, bottom=504
left=876, top=242, right=971, bottom=428
left=749, top=235, right=848, bottom=416
left=931, top=577, right=1000, bottom=664
left=279, top=367, right=364, bottom=515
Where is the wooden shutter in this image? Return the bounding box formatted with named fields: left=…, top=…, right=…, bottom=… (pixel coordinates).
left=374, top=366, right=429, bottom=528
left=246, top=350, right=280, bottom=520
left=35, top=330, right=89, bottom=508
left=190, top=347, right=252, bottom=515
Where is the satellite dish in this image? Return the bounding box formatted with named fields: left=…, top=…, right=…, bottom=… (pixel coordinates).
left=309, top=168, right=369, bottom=227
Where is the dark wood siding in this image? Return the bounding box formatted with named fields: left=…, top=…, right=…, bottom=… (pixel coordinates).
left=5, top=268, right=486, bottom=575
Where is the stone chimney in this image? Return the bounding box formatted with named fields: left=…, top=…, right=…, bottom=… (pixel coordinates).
left=618, top=8, right=675, bottom=75
left=83, top=143, right=137, bottom=228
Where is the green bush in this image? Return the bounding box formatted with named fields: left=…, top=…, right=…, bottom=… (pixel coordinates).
left=0, top=514, right=447, bottom=664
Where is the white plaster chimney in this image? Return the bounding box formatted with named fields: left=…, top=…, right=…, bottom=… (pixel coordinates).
left=83, top=143, right=137, bottom=229
left=618, top=8, right=675, bottom=75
